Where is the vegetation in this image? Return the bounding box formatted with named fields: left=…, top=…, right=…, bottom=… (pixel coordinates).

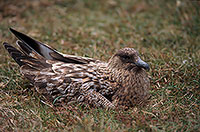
left=0, top=0, right=199, bottom=131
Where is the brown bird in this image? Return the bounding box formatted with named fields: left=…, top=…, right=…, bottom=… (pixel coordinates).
left=3, top=28, right=150, bottom=109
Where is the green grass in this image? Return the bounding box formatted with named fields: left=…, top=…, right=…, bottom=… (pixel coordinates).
left=0, top=0, right=199, bottom=131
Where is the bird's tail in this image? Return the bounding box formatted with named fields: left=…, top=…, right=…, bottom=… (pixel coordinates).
left=3, top=42, right=30, bottom=66
left=3, top=41, right=51, bottom=68
left=3, top=42, right=51, bottom=81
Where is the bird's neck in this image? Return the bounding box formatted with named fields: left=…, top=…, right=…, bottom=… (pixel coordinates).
left=109, top=67, right=150, bottom=107
left=109, top=67, right=143, bottom=84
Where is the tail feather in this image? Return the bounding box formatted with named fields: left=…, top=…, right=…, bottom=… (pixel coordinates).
left=3, top=42, right=28, bottom=66
left=16, top=40, right=45, bottom=60
left=3, top=42, right=51, bottom=69
left=16, top=40, right=33, bottom=56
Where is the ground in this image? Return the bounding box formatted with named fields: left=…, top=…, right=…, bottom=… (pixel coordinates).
left=0, top=0, right=199, bottom=131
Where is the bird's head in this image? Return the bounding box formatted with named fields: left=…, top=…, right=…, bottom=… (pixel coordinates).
left=108, top=48, right=150, bottom=71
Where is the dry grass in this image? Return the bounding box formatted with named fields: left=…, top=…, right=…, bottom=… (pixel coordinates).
left=0, top=0, right=199, bottom=131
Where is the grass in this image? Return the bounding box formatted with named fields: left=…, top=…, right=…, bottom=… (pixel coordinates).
left=0, top=0, right=199, bottom=131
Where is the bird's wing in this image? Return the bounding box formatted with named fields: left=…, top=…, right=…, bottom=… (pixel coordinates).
left=10, top=28, right=98, bottom=64
left=21, top=61, right=115, bottom=108
left=3, top=43, right=113, bottom=108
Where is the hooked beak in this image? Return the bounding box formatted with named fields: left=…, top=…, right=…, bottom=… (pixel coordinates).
left=135, top=58, right=150, bottom=71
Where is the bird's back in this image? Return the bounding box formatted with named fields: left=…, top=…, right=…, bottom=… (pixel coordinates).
left=30, top=61, right=117, bottom=107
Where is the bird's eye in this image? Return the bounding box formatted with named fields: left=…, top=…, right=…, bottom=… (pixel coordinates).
left=121, top=55, right=130, bottom=60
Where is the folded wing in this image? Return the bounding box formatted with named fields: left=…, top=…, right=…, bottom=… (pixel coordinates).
left=10, top=28, right=97, bottom=64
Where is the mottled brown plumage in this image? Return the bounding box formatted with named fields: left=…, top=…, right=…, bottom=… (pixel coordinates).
left=3, top=28, right=150, bottom=109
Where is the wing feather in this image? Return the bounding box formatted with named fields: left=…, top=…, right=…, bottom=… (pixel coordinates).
left=10, top=28, right=99, bottom=64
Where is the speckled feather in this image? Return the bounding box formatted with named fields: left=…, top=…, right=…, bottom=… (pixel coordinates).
left=3, top=28, right=150, bottom=109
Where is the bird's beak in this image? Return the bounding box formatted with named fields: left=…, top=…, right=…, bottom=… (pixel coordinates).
left=135, top=57, right=150, bottom=71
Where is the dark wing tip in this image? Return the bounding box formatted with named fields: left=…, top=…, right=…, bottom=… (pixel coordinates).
left=9, top=27, right=14, bottom=31
left=9, top=27, right=24, bottom=39
left=9, top=27, right=16, bottom=34
left=3, top=42, right=8, bottom=46
left=3, top=42, right=10, bottom=52
left=8, top=28, right=90, bottom=64
left=3, top=42, right=26, bottom=66
left=10, top=27, right=17, bottom=33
